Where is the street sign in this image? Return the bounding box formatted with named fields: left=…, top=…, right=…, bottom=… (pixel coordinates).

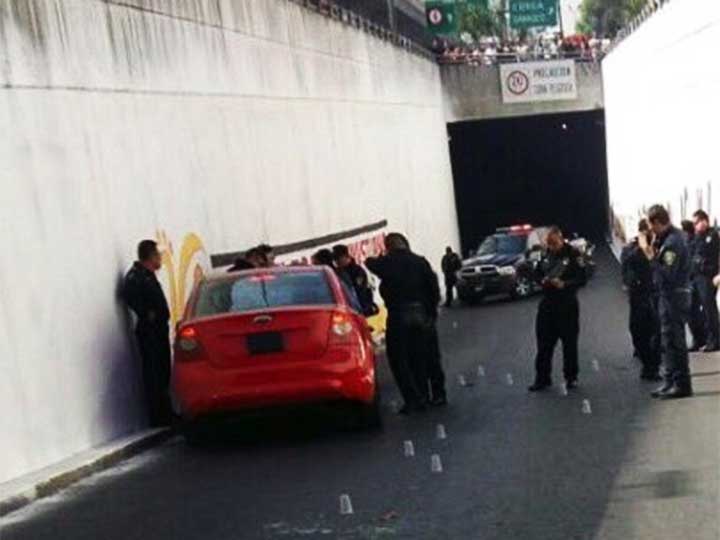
left=500, top=60, right=577, bottom=104
left=509, top=0, right=558, bottom=29
left=426, top=0, right=488, bottom=36
left=426, top=1, right=457, bottom=35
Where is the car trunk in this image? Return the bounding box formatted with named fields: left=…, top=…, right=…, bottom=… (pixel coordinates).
left=192, top=308, right=333, bottom=369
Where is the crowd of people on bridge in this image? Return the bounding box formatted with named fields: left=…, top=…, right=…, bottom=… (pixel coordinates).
left=434, top=34, right=610, bottom=66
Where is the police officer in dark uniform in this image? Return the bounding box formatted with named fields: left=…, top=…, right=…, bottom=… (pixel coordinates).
left=122, top=240, right=172, bottom=425
left=441, top=247, right=462, bottom=307
left=528, top=226, right=587, bottom=392
left=621, top=219, right=662, bottom=381
left=333, top=244, right=377, bottom=317
left=366, top=233, right=445, bottom=413
left=643, top=205, right=693, bottom=399
left=689, top=210, right=720, bottom=352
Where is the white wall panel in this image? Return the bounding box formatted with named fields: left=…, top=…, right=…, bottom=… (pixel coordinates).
left=0, top=0, right=458, bottom=483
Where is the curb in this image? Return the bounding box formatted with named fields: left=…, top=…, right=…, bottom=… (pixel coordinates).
left=0, top=428, right=172, bottom=518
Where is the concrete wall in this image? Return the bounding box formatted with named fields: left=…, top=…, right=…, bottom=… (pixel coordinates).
left=441, top=62, right=604, bottom=122
left=603, top=0, right=720, bottom=241
left=0, top=0, right=458, bottom=483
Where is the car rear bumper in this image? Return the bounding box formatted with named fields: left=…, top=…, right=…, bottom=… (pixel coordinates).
left=172, top=355, right=376, bottom=420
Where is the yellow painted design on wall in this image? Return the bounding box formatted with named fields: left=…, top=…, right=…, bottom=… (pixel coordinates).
left=156, top=230, right=208, bottom=327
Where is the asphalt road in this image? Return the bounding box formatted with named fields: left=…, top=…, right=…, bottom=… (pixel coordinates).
left=3, top=251, right=720, bottom=540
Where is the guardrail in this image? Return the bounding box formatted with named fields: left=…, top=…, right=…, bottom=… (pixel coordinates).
left=287, top=0, right=433, bottom=60
left=437, top=50, right=605, bottom=66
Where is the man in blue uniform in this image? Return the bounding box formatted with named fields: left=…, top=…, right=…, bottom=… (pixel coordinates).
left=122, top=240, right=172, bottom=425
left=689, top=210, right=720, bottom=352
left=621, top=219, right=661, bottom=381
left=642, top=205, right=693, bottom=399
left=528, top=227, right=587, bottom=392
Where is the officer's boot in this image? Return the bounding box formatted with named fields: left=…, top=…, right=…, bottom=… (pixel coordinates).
left=658, top=380, right=694, bottom=400
left=651, top=381, right=674, bottom=399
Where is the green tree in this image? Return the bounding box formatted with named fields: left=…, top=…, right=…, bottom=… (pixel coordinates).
left=576, top=0, right=648, bottom=36
left=458, top=4, right=504, bottom=41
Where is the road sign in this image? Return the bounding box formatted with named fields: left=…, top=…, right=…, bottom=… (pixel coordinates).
left=500, top=60, right=577, bottom=104
left=509, top=0, right=558, bottom=29
left=426, top=1, right=457, bottom=35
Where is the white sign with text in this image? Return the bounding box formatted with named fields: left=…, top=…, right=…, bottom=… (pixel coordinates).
left=500, top=60, right=578, bottom=104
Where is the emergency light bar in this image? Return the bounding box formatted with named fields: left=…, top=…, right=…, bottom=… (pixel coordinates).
left=496, top=224, right=533, bottom=233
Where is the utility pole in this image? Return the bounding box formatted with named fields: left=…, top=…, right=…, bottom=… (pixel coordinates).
left=387, top=0, right=397, bottom=32
left=557, top=0, right=565, bottom=36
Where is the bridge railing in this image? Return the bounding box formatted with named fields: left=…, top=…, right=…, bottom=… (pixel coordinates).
left=437, top=50, right=605, bottom=67
left=607, top=0, right=670, bottom=55
left=287, top=0, right=434, bottom=60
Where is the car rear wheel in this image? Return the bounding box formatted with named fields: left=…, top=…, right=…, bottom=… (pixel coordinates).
left=512, top=276, right=533, bottom=299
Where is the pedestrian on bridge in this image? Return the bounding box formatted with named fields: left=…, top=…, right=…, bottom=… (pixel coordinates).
left=642, top=205, right=694, bottom=399
left=366, top=234, right=444, bottom=413
left=122, top=240, right=172, bottom=426
left=528, top=226, right=587, bottom=392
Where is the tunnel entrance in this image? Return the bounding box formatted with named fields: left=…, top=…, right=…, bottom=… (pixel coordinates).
left=448, top=110, right=609, bottom=255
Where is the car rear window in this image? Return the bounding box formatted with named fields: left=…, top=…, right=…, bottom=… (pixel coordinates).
left=193, top=272, right=336, bottom=317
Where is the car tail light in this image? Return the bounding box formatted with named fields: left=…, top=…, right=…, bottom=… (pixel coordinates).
left=329, top=312, right=356, bottom=345
left=176, top=326, right=202, bottom=361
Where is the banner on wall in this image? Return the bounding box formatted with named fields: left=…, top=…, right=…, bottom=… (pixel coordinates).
left=500, top=60, right=577, bottom=104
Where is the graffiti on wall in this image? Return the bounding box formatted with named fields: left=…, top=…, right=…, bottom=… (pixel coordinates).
left=155, top=230, right=209, bottom=327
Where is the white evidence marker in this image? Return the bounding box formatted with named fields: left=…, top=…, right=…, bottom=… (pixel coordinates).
left=477, top=365, right=486, bottom=377
left=436, top=424, right=447, bottom=440
left=560, top=384, right=569, bottom=396
left=506, top=373, right=514, bottom=386
left=592, top=359, right=600, bottom=372
left=582, top=399, right=592, bottom=415
left=404, top=440, right=415, bottom=457
left=431, top=454, right=443, bottom=473
left=458, top=374, right=467, bottom=386
left=339, top=494, right=354, bottom=515
left=452, top=321, right=459, bottom=329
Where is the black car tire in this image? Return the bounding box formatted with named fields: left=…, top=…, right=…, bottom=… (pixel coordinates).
left=511, top=276, right=533, bottom=299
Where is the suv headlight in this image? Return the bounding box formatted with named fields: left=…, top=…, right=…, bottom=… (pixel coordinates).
left=497, top=266, right=516, bottom=276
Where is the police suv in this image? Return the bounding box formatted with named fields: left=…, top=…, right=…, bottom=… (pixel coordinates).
left=456, top=225, right=595, bottom=304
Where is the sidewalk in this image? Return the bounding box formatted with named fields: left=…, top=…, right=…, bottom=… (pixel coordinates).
left=0, top=428, right=171, bottom=518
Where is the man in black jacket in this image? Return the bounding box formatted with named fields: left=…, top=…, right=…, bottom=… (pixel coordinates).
left=122, top=240, right=172, bottom=426
left=621, top=219, right=661, bottom=381
left=689, top=210, right=720, bottom=352
left=441, top=247, right=462, bottom=307
left=333, top=244, right=377, bottom=317
left=528, top=227, right=587, bottom=392
left=366, top=233, right=444, bottom=413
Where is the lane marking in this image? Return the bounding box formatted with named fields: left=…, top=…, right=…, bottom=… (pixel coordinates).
left=403, top=440, right=415, bottom=457
left=506, top=373, right=514, bottom=386
left=431, top=454, right=443, bottom=473
left=477, top=365, right=486, bottom=377
left=339, top=494, right=354, bottom=515
left=582, top=399, right=592, bottom=414
left=592, top=359, right=600, bottom=372
left=436, top=424, right=447, bottom=440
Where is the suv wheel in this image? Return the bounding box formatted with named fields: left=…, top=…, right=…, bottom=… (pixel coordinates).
left=512, top=276, right=533, bottom=299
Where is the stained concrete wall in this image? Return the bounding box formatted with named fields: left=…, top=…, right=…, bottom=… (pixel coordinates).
left=441, top=62, right=604, bottom=122
left=0, top=0, right=458, bottom=483
left=603, top=0, right=720, bottom=241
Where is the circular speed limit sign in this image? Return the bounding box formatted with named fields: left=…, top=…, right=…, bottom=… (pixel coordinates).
left=428, top=8, right=443, bottom=25
left=506, top=71, right=530, bottom=96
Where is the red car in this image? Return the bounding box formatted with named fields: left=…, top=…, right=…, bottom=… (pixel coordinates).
left=172, top=266, right=380, bottom=441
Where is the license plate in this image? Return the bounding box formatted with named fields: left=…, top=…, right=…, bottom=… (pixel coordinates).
left=247, top=332, right=284, bottom=355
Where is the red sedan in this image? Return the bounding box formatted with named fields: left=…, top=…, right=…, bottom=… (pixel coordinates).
left=172, top=266, right=380, bottom=441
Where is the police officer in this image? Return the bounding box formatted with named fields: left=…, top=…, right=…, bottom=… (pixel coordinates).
left=642, top=205, right=693, bottom=399
left=333, top=244, right=377, bottom=317
left=366, top=233, right=445, bottom=413
left=528, top=226, right=587, bottom=392
left=621, top=219, right=661, bottom=381
left=682, top=219, right=706, bottom=349
left=441, top=247, right=462, bottom=307
left=122, top=240, right=172, bottom=425
left=689, top=210, right=720, bottom=352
